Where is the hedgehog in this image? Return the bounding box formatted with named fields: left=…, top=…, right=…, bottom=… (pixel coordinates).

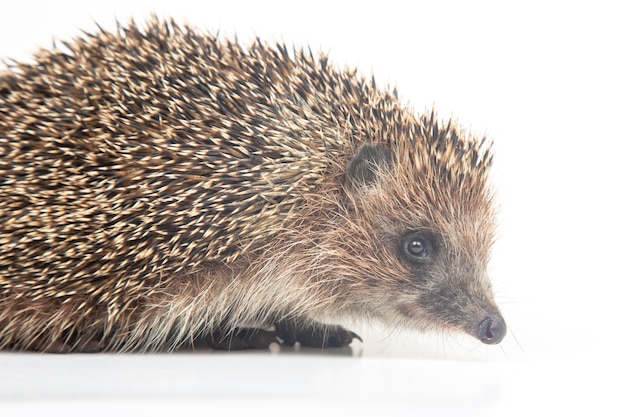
left=0, top=18, right=505, bottom=353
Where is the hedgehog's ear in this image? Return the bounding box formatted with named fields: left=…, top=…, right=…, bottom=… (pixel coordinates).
left=345, top=143, right=393, bottom=194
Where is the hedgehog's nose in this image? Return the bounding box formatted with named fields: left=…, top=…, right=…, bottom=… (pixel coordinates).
left=477, top=314, right=506, bottom=344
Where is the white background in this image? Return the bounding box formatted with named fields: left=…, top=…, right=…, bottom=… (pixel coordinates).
left=1, top=0, right=624, bottom=415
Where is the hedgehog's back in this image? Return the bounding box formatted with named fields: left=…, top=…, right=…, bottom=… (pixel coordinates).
left=0, top=18, right=425, bottom=351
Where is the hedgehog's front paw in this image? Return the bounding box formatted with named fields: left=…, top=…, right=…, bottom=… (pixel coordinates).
left=275, top=322, right=362, bottom=348
left=205, top=327, right=280, bottom=350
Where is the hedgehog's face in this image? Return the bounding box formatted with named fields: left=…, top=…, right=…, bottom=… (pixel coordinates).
left=342, top=143, right=506, bottom=345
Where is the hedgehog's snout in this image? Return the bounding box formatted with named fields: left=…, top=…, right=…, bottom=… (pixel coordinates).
left=476, top=314, right=506, bottom=345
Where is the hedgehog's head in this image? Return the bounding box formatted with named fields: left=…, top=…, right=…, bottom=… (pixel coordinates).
left=339, top=113, right=505, bottom=345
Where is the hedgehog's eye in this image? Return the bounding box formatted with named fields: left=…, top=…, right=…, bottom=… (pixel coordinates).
left=403, top=233, right=431, bottom=261
left=407, top=238, right=427, bottom=257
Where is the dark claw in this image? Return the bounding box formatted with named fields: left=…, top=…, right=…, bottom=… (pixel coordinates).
left=350, top=331, right=363, bottom=343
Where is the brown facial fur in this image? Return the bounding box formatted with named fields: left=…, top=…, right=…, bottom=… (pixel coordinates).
left=0, top=18, right=504, bottom=352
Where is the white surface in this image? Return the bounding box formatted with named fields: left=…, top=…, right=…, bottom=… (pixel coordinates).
left=0, top=348, right=621, bottom=415
left=1, top=0, right=625, bottom=415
